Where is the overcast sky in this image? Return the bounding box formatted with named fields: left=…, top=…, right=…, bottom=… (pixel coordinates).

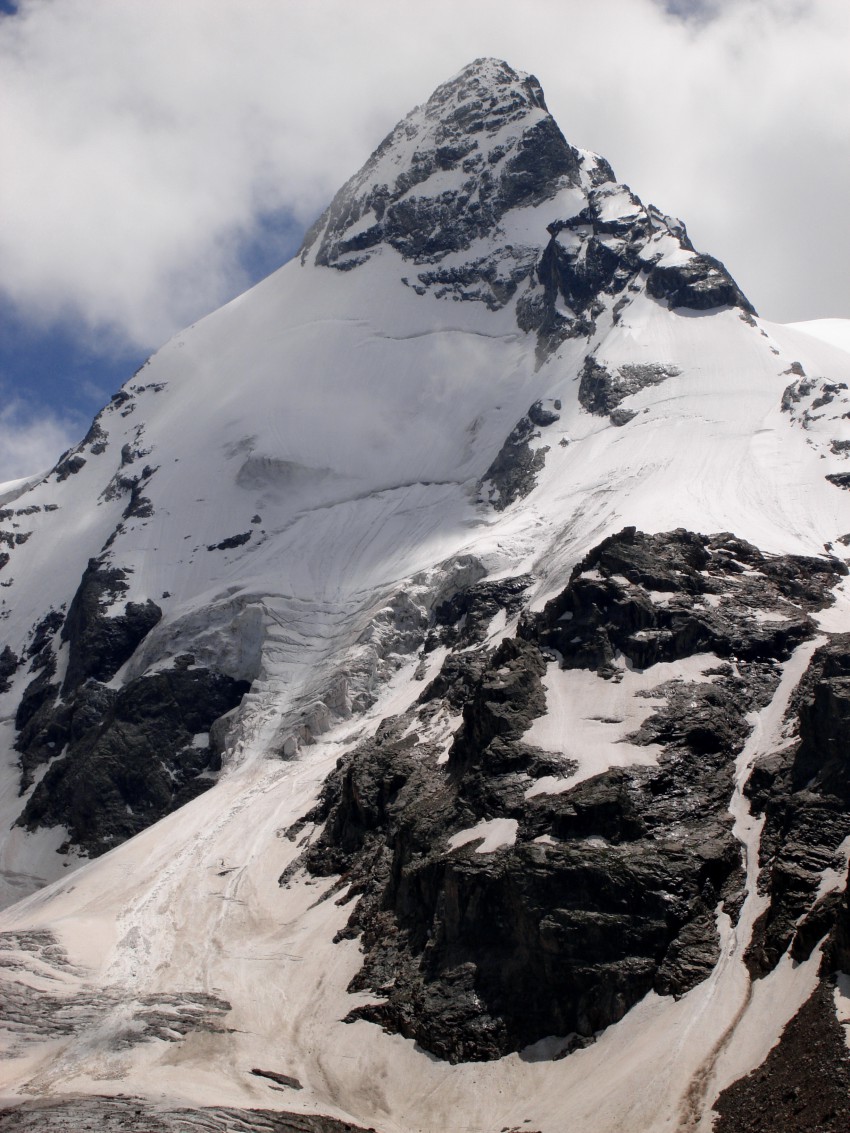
left=1, top=0, right=848, bottom=479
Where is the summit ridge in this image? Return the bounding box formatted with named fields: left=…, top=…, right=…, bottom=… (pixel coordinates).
left=303, top=55, right=752, bottom=349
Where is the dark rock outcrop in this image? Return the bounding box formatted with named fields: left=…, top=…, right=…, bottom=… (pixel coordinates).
left=61, top=558, right=162, bottom=694
left=0, top=644, right=18, bottom=693
left=746, top=634, right=850, bottom=977
left=523, top=189, right=754, bottom=358
left=287, top=528, right=842, bottom=1063
left=300, top=57, right=753, bottom=358
left=578, top=357, right=681, bottom=417
left=18, top=666, right=249, bottom=856
left=529, top=528, right=840, bottom=675
left=478, top=400, right=560, bottom=510
left=646, top=252, right=755, bottom=314
left=53, top=453, right=86, bottom=481
left=304, top=59, right=581, bottom=278
left=712, top=982, right=850, bottom=1133
left=429, top=573, right=531, bottom=649
left=207, top=531, right=252, bottom=552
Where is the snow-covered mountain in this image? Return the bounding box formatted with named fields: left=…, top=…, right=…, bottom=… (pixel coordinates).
left=2, top=58, right=850, bottom=1131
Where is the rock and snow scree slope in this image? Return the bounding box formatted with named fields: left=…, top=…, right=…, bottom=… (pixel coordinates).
left=2, top=56, right=850, bottom=1133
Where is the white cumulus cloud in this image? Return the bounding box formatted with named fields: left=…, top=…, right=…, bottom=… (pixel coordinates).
left=0, top=0, right=847, bottom=357
left=0, top=400, right=78, bottom=483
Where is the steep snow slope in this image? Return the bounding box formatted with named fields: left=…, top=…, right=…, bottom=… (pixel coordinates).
left=2, top=58, right=850, bottom=1133
left=787, top=318, right=850, bottom=354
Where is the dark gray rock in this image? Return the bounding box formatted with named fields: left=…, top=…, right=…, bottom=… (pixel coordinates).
left=15, top=662, right=58, bottom=731
left=16, top=676, right=117, bottom=792
left=18, top=666, right=250, bottom=856
left=646, top=252, right=756, bottom=315
left=61, top=558, right=162, bottom=695
left=527, top=399, right=560, bottom=427
left=429, top=574, right=531, bottom=649
left=304, top=59, right=581, bottom=279
left=578, top=357, right=681, bottom=416
left=712, top=982, right=850, bottom=1133
left=100, top=463, right=157, bottom=520
left=528, top=528, right=841, bottom=675
left=0, top=644, right=18, bottom=693
left=609, top=407, right=637, bottom=426
left=578, top=357, right=616, bottom=415
left=478, top=401, right=562, bottom=510
left=745, top=634, right=850, bottom=977
left=299, top=58, right=753, bottom=368
left=53, top=453, right=86, bottom=481
left=525, top=189, right=752, bottom=359
left=24, top=608, right=64, bottom=663
left=284, top=528, right=841, bottom=1063
left=251, top=1068, right=303, bottom=1090
left=207, top=531, right=252, bottom=551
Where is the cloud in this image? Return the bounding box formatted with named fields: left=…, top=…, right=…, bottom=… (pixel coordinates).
left=0, top=0, right=847, bottom=357
left=0, top=400, right=77, bottom=483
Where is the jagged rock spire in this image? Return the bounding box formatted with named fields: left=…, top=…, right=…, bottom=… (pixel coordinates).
left=301, top=57, right=753, bottom=343
left=301, top=57, right=589, bottom=271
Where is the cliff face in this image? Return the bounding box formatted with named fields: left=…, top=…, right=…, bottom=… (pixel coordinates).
left=294, top=529, right=847, bottom=1062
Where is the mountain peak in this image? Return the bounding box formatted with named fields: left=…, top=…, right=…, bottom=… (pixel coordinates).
left=301, top=59, right=752, bottom=337
left=424, top=56, right=549, bottom=127
left=300, top=58, right=583, bottom=275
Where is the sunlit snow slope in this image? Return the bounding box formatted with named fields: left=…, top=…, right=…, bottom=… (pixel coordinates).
left=2, top=58, right=850, bottom=1133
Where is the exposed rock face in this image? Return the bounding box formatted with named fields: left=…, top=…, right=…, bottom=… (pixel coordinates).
left=288, top=528, right=844, bottom=1062
left=0, top=645, right=17, bottom=693
left=531, top=527, right=839, bottom=673
left=478, top=400, right=560, bottom=509
left=16, top=677, right=114, bottom=791
left=300, top=57, right=753, bottom=358
left=18, top=665, right=249, bottom=856
left=429, top=573, right=531, bottom=649
left=645, top=251, right=753, bottom=312
left=745, top=634, right=850, bottom=977
left=61, top=558, right=162, bottom=694
left=520, top=186, right=754, bottom=359
left=578, top=356, right=681, bottom=418
left=712, top=982, right=850, bottom=1133
left=303, top=59, right=581, bottom=279
left=7, top=551, right=249, bottom=855
left=207, top=531, right=252, bottom=551
left=53, top=453, right=86, bottom=481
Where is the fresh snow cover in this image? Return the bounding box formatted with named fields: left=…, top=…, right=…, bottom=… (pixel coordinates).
left=1, top=56, right=850, bottom=1133
left=786, top=317, right=850, bottom=355
left=522, top=654, right=718, bottom=793
left=448, top=817, right=519, bottom=853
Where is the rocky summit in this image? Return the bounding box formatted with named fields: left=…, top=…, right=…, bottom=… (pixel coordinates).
left=1, top=57, right=850, bottom=1133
